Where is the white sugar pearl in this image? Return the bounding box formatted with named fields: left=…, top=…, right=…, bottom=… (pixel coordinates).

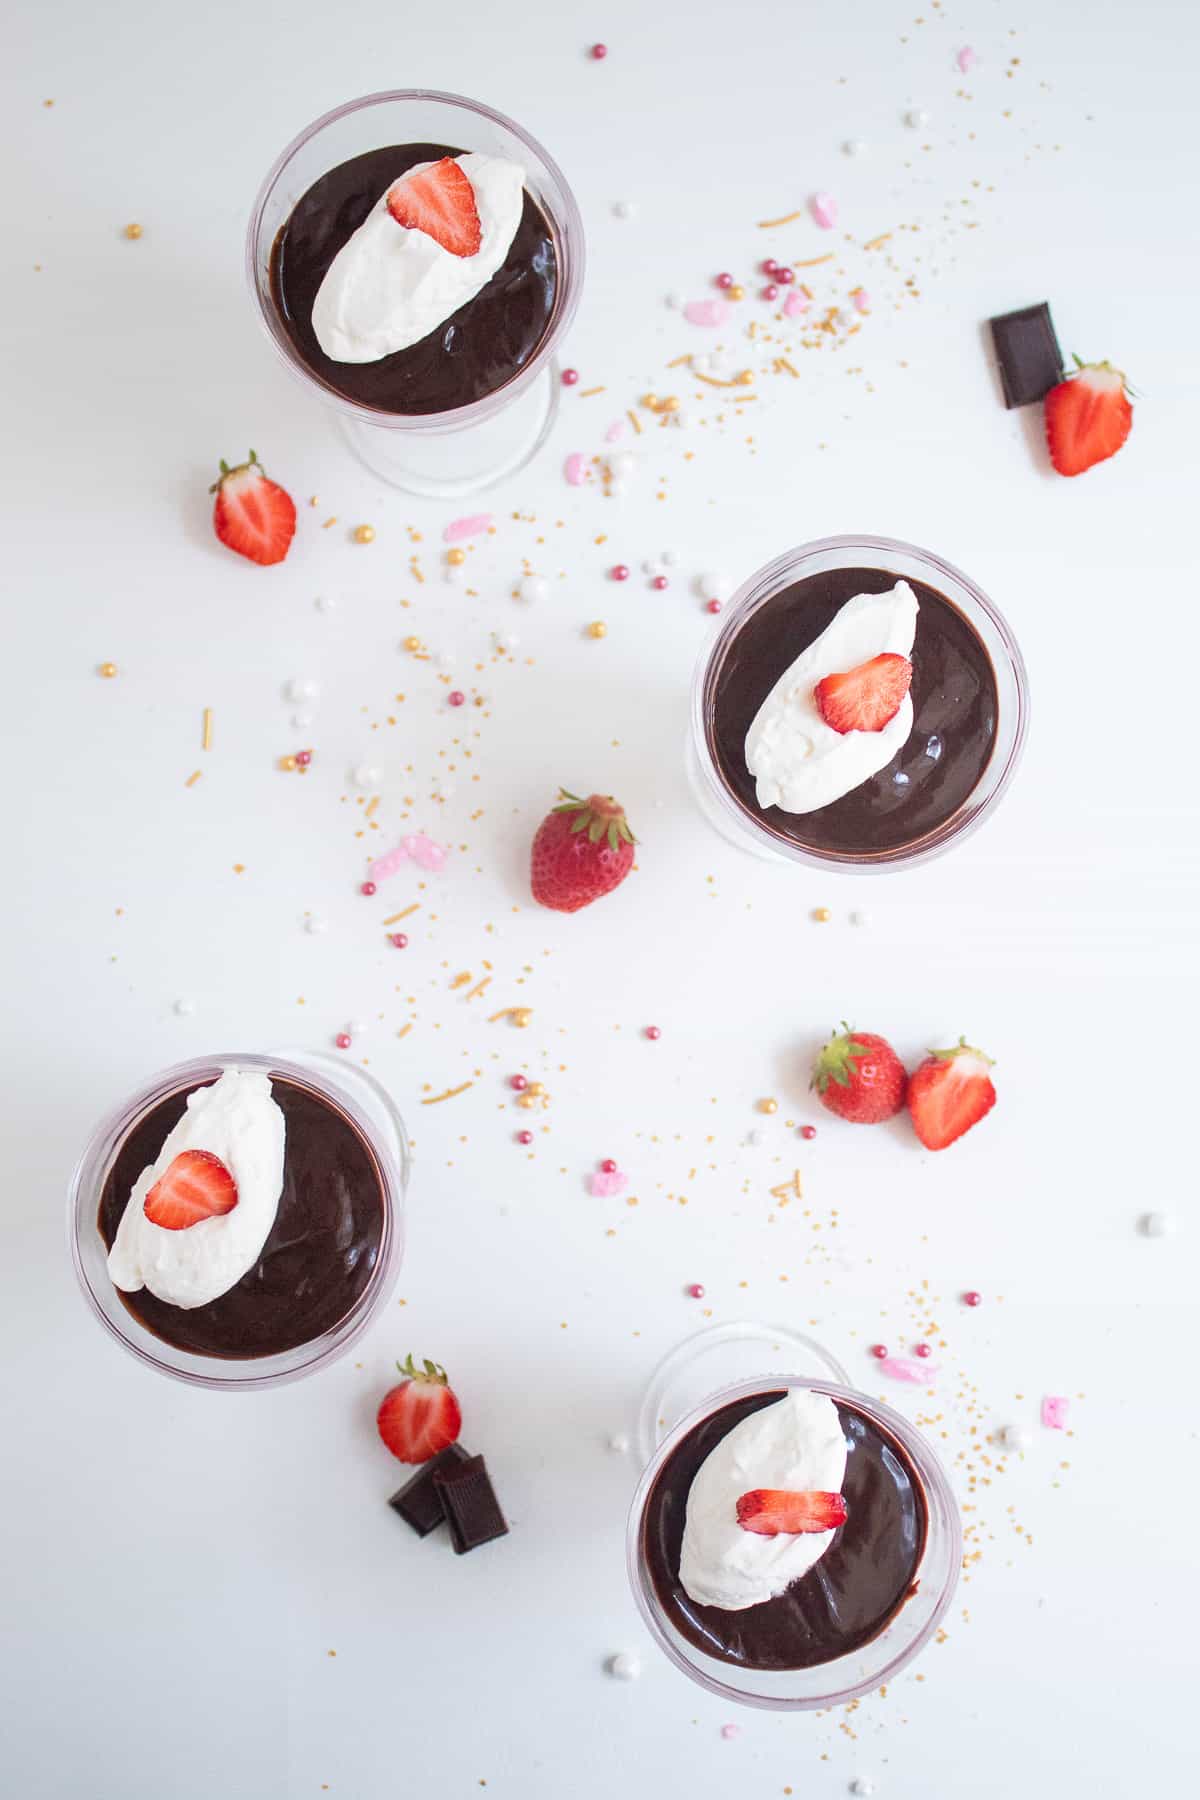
left=609, top=452, right=636, bottom=479
left=353, top=763, right=382, bottom=790
left=999, top=1423, right=1032, bottom=1453
left=348, top=1019, right=370, bottom=1038
left=612, top=199, right=635, bottom=219
left=607, top=1652, right=641, bottom=1682
left=744, top=1128, right=762, bottom=1148
left=291, top=710, right=314, bottom=729
left=443, top=563, right=464, bottom=585
left=173, top=997, right=195, bottom=1016
left=661, top=549, right=679, bottom=566
left=435, top=650, right=457, bottom=670
left=671, top=409, right=690, bottom=429
left=692, top=352, right=713, bottom=374
left=698, top=571, right=732, bottom=602
left=314, top=595, right=336, bottom=612
left=905, top=107, right=930, bottom=128
left=1139, top=1210, right=1174, bottom=1238
left=519, top=574, right=549, bottom=603
left=286, top=677, right=319, bottom=702
left=304, top=915, right=328, bottom=935
left=850, top=1780, right=876, bottom=1797
left=843, top=138, right=867, bottom=157
left=607, top=1431, right=630, bottom=1454
left=849, top=909, right=870, bottom=928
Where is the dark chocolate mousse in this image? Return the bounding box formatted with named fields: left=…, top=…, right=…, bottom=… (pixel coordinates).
left=98, top=1075, right=385, bottom=1359
left=268, top=143, right=558, bottom=415
left=706, top=566, right=999, bottom=857
left=642, top=1391, right=927, bottom=1671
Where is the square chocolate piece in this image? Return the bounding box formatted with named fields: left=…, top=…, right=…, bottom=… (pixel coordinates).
left=988, top=302, right=1064, bottom=408
left=434, top=1454, right=509, bottom=1555
left=388, top=1442, right=470, bottom=1537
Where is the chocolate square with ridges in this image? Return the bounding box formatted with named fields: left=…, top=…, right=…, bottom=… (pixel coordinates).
left=388, top=1442, right=470, bottom=1536
left=434, top=1454, right=509, bottom=1554
left=988, top=302, right=1064, bottom=408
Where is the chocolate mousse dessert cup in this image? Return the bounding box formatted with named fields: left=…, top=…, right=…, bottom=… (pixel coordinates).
left=689, top=536, right=1029, bottom=870
left=628, top=1340, right=961, bottom=1708
left=247, top=91, right=584, bottom=498
left=69, top=1053, right=407, bottom=1389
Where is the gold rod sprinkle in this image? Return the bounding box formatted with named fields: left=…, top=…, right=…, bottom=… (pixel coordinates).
left=383, top=904, right=420, bottom=926
left=397, top=1023, right=412, bottom=1039
left=666, top=354, right=692, bottom=368
left=201, top=708, right=213, bottom=751
left=627, top=409, right=642, bottom=435
left=694, top=372, right=744, bottom=389
left=364, top=796, right=379, bottom=820
left=421, top=1080, right=474, bottom=1105
left=465, top=976, right=492, bottom=1001
left=792, top=253, right=834, bottom=268
left=863, top=232, right=893, bottom=251
left=185, top=769, right=202, bottom=788
left=757, top=208, right=804, bottom=228
left=775, top=357, right=800, bottom=378
left=577, top=385, right=605, bottom=398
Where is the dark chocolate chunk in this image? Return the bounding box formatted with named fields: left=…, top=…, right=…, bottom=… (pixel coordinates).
left=988, top=302, right=1064, bottom=408
left=434, top=1454, right=509, bottom=1554
left=388, top=1442, right=470, bottom=1537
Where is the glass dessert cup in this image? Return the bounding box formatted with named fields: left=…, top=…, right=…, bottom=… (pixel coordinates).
left=688, top=534, right=1029, bottom=872
left=627, top=1332, right=961, bottom=1710
left=246, top=90, right=585, bottom=499
left=68, top=1052, right=408, bottom=1391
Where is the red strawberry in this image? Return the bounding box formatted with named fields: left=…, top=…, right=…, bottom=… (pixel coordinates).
left=211, top=451, right=296, bottom=566
left=143, top=1149, right=238, bottom=1230
left=376, top=1355, right=463, bottom=1465
left=736, top=1489, right=848, bottom=1536
left=812, top=1025, right=907, bottom=1123
left=530, top=789, right=636, bottom=914
left=386, top=158, right=482, bottom=258
left=815, top=653, right=912, bottom=735
left=1044, top=358, right=1133, bottom=477
left=907, top=1039, right=996, bottom=1151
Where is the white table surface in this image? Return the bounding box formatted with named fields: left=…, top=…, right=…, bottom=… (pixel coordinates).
left=5, top=0, right=1198, bottom=1794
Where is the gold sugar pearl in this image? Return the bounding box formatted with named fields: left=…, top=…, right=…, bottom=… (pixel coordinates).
left=513, top=1007, right=533, bottom=1028
left=642, top=393, right=661, bottom=412
left=280, top=754, right=298, bottom=772
left=736, top=369, right=754, bottom=386
left=517, top=1092, right=539, bottom=1110
left=527, top=1081, right=546, bottom=1097
left=729, top=283, right=745, bottom=300
left=812, top=906, right=832, bottom=923
left=403, top=635, right=422, bottom=652
left=98, top=661, right=118, bottom=679
left=587, top=620, right=608, bottom=639
left=123, top=222, right=143, bottom=240
left=660, top=395, right=680, bottom=413
left=758, top=1097, right=779, bottom=1115
left=353, top=524, right=376, bottom=544
left=445, top=547, right=466, bottom=566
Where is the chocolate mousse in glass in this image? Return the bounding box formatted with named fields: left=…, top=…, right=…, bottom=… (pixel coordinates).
left=246, top=91, right=584, bottom=498
left=69, top=1054, right=407, bottom=1389
left=627, top=1329, right=960, bottom=1708
left=689, top=536, right=1029, bottom=870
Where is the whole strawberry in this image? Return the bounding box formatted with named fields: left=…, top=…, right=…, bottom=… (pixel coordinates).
left=211, top=449, right=296, bottom=565
left=376, top=1355, right=463, bottom=1465
left=907, top=1039, right=996, bottom=1150
left=530, top=789, right=636, bottom=913
left=812, top=1025, right=907, bottom=1123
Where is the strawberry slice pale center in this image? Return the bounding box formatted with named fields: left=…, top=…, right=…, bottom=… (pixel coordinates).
left=736, top=1488, right=849, bottom=1536
left=143, top=1149, right=239, bottom=1231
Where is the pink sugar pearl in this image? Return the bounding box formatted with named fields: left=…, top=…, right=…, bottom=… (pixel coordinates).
left=706, top=598, right=722, bottom=615
left=760, top=258, right=779, bottom=277
left=651, top=574, right=668, bottom=591
left=517, top=1129, right=534, bottom=1145
left=510, top=1074, right=528, bottom=1091
left=715, top=271, right=734, bottom=290
left=610, top=563, right=630, bottom=581
left=776, top=266, right=796, bottom=285
left=600, top=1157, right=618, bottom=1174
left=447, top=690, right=465, bottom=707
left=687, top=1283, right=705, bottom=1299
left=800, top=1124, right=817, bottom=1140
left=963, top=1290, right=983, bottom=1307
left=295, top=749, right=312, bottom=767
left=914, top=1342, right=932, bottom=1358
left=762, top=284, right=779, bottom=302
left=645, top=1024, right=661, bottom=1040
left=870, top=1343, right=889, bottom=1359
left=334, top=1032, right=352, bottom=1049
left=360, top=880, right=377, bottom=896
left=590, top=42, right=608, bottom=59
left=561, top=367, right=580, bottom=386
left=389, top=932, right=408, bottom=948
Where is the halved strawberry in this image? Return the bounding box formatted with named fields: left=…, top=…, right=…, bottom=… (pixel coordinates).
left=386, top=159, right=482, bottom=258
left=1044, top=358, right=1133, bottom=477
left=815, top=653, right=912, bottom=734
left=376, top=1355, right=463, bottom=1464
left=907, top=1039, right=996, bottom=1151
left=736, top=1489, right=848, bottom=1535
left=210, top=451, right=296, bottom=566
left=143, top=1149, right=238, bottom=1230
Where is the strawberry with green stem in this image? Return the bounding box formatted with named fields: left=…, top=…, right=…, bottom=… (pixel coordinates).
left=530, top=790, right=636, bottom=913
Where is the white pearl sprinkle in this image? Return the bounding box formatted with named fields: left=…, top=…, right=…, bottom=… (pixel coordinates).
left=692, top=352, right=713, bottom=374
left=609, top=478, right=627, bottom=497
left=291, top=710, right=314, bottom=729
left=443, top=563, right=464, bottom=585
left=661, top=549, right=679, bottom=567
left=850, top=1780, right=876, bottom=1797
left=493, top=630, right=520, bottom=651
left=905, top=107, right=930, bottom=128
left=843, top=138, right=868, bottom=157
left=519, top=574, right=549, bottom=604
left=607, top=1431, right=630, bottom=1454
left=998, top=1423, right=1032, bottom=1453
left=173, top=997, right=195, bottom=1016
left=286, top=677, right=319, bottom=702
left=609, top=452, right=636, bottom=480
left=314, top=595, right=336, bottom=612
left=348, top=1018, right=370, bottom=1038
left=612, top=199, right=635, bottom=219
left=1139, top=1210, right=1174, bottom=1238
left=671, top=409, right=690, bottom=429
left=352, top=763, right=383, bottom=790
left=744, top=1128, right=762, bottom=1147
left=849, top=909, right=870, bottom=928
left=435, top=650, right=457, bottom=671
left=304, top=915, right=328, bottom=935
left=698, top=571, right=732, bottom=603
left=606, top=1651, right=641, bottom=1682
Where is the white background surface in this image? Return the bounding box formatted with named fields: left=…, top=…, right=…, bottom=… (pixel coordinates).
left=4, top=1, right=1198, bottom=1795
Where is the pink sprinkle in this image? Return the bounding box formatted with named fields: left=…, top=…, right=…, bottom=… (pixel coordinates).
left=587, top=1168, right=628, bottom=1199
left=870, top=1344, right=889, bottom=1360
left=360, top=880, right=377, bottom=897
left=782, top=290, right=809, bottom=319
left=368, top=844, right=409, bottom=882
left=720, top=1725, right=739, bottom=1741
left=564, top=452, right=587, bottom=486
left=1041, top=1395, right=1069, bottom=1431
left=590, top=42, right=607, bottom=60
left=443, top=513, right=493, bottom=545
left=684, top=298, right=732, bottom=329
left=852, top=288, right=871, bottom=313
left=447, top=690, right=465, bottom=707
left=878, top=1355, right=936, bottom=1385
left=957, top=45, right=978, bottom=73
left=810, top=192, right=837, bottom=230
left=600, top=1157, right=618, bottom=1174
left=604, top=420, right=626, bottom=443
left=652, top=574, right=669, bottom=591
left=510, top=1074, right=528, bottom=1092
left=405, top=833, right=447, bottom=873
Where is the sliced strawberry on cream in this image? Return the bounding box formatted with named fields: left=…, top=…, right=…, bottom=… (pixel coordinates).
left=143, top=1150, right=238, bottom=1230
left=386, top=158, right=482, bottom=258
left=736, top=1488, right=848, bottom=1535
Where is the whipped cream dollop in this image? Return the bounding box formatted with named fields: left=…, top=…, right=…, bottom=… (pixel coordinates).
left=679, top=1391, right=848, bottom=1611
left=311, top=153, right=526, bottom=363
left=107, top=1068, right=286, bottom=1310
left=745, top=582, right=919, bottom=814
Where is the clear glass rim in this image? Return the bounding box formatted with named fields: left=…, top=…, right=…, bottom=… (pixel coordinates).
left=688, top=534, right=1031, bottom=873
left=67, top=1053, right=408, bottom=1392
left=244, top=88, right=586, bottom=432
left=626, top=1374, right=963, bottom=1710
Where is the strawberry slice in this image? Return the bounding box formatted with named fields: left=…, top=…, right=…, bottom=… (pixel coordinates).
left=736, top=1489, right=848, bottom=1536
left=210, top=451, right=296, bottom=566
left=906, top=1039, right=996, bottom=1151
left=814, top=653, right=912, bottom=734
left=143, top=1149, right=239, bottom=1230
left=1044, top=358, right=1133, bottom=477
left=386, top=159, right=482, bottom=258
left=377, top=1355, right=463, bottom=1464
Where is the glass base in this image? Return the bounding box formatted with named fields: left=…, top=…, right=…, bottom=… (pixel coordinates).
left=636, top=1322, right=850, bottom=1463
left=337, top=362, right=560, bottom=498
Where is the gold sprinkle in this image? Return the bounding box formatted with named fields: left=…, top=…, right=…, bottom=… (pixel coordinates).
left=792, top=253, right=835, bottom=268
left=421, top=1081, right=474, bottom=1106
left=864, top=232, right=893, bottom=251
left=512, top=1007, right=533, bottom=1029
left=185, top=769, right=202, bottom=788
left=586, top=620, right=608, bottom=639
left=201, top=707, right=213, bottom=751
left=694, top=371, right=745, bottom=389
left=322, top=517, right=338, bottom=529
left=757, top=208, right=804, bottom=228
left=364, top=795, right=379, bottom=820
left=666, top=354, right=692, bottom=368
left=279, top=754, right=297, bottom=772
left=813, top=906, right=832, bottom=922
left=384, top=905, right=420, bottom=925
left=660, top=395, right=681, bottom=413
left=446, top=546, right=467, bottom=566
left=403, top=635, right=422, bottom=652
left=728, top=283, right=745, bottom=300
left=353, top=524, right=376, bottom=544
left=577, top=385, right=605, bottom=398
left=775, top=356, right=800, bottom=378
left=627, top=408, right=642, bottom=435
left=517, top=1092, right=539, bottom=1110
left=123, top=222, right=143, bottom=240
left=98, top=661, right=118, bottom=679
left=527, top=1082, right=546, bottom=1097
left=758, top=1097, right=779, bottom=1115
left=397, top=1023, right=412, bottom=1039
left=464, top=976, right=492, bottom=1001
